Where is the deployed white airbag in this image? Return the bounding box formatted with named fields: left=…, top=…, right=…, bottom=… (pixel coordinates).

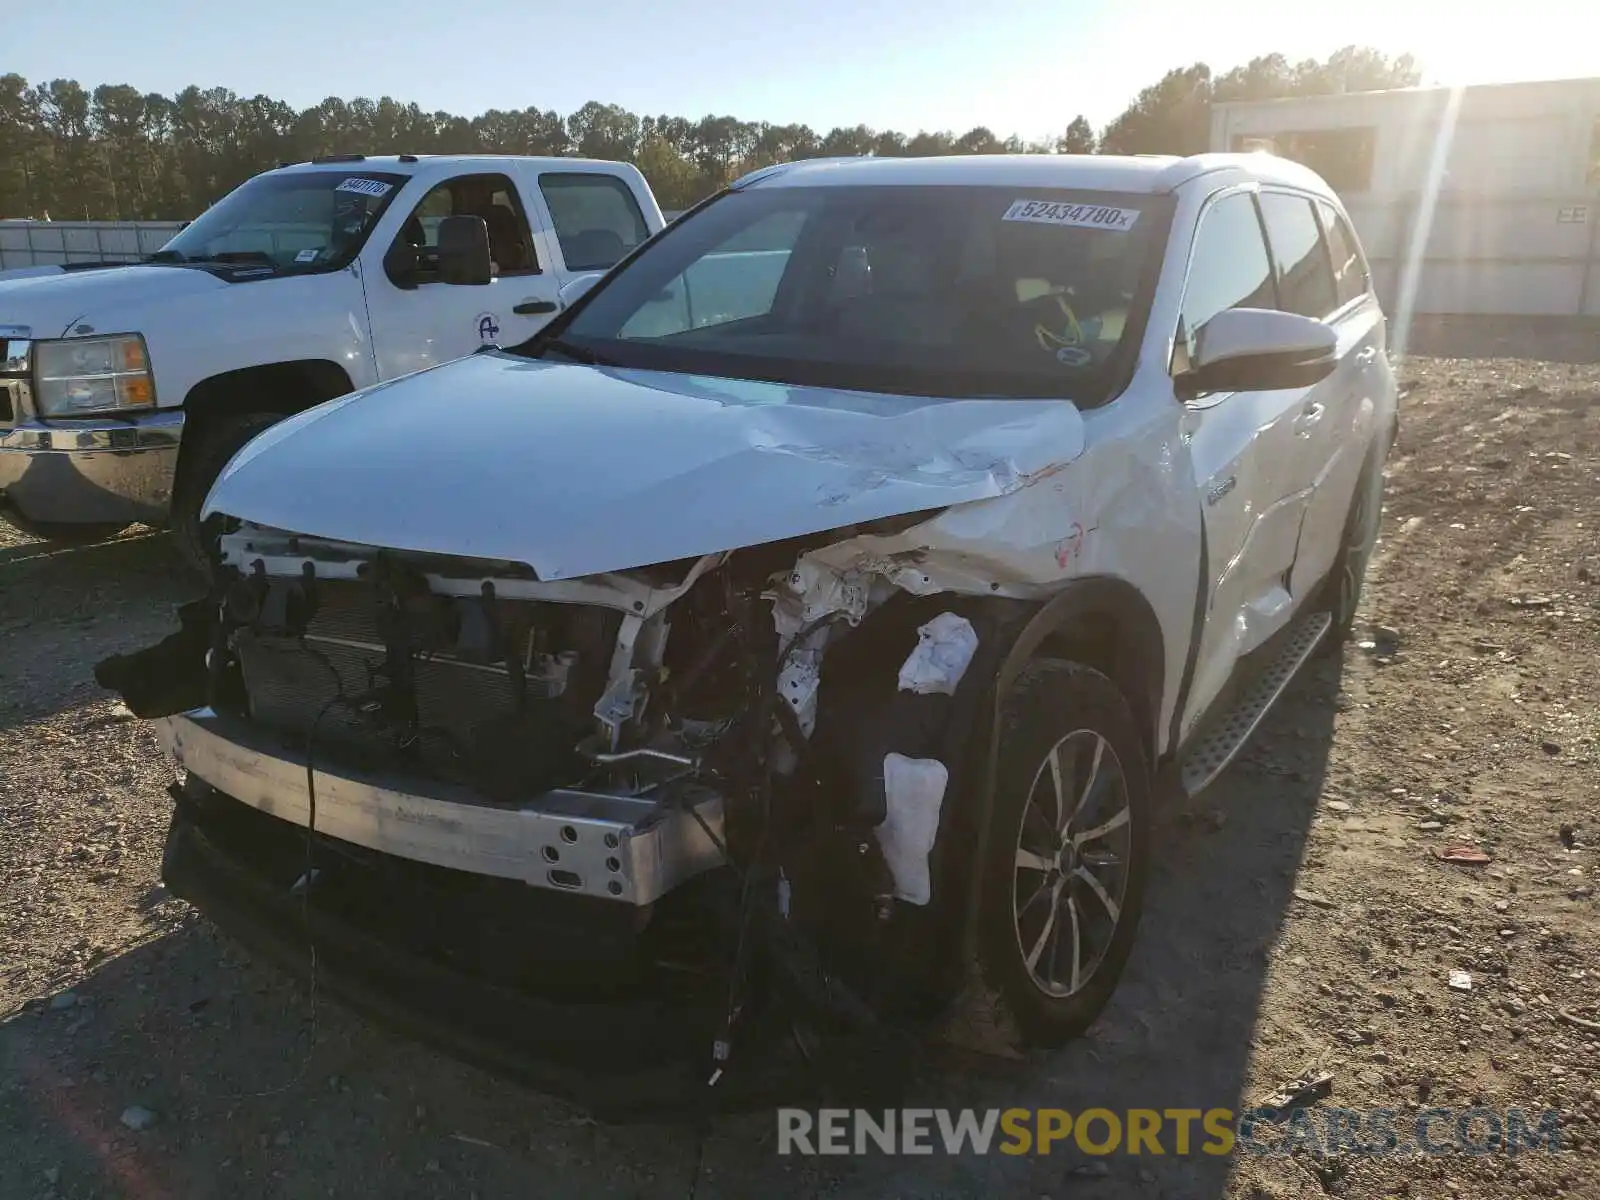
left=875, top=752, right=949, bottom=906
left=897, top=612, right=979, bottom=696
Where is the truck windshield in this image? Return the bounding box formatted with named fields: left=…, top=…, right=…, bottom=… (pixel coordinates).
left=155, top=170, right=409, bottom=272
left=537, top=184, right=1166, bottom=401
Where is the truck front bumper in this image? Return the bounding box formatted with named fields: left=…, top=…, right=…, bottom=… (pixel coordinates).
left=0, top=409, right=183, bottom=527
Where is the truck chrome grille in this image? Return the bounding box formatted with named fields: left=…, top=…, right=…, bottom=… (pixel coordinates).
left=1, top=331, right=31, bottom=429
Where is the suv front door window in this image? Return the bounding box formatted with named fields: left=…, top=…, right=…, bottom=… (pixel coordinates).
left=1173, top=191, right=1276, bottom=376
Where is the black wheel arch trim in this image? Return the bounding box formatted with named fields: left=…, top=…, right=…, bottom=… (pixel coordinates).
left=181, top=359, right=356, bottom=420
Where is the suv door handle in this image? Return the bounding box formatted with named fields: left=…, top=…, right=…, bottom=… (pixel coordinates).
left=1295, top=400, right=1325, bottom=429
left=513, top=300, right=558, bottom=315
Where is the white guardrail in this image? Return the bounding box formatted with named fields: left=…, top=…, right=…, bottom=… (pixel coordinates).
left=0, top=220, right=186, bottom=271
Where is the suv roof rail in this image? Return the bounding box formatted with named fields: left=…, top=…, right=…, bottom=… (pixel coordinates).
left=312, top=153, right=367, bottom=164
left=730, top=157, right=866, bottom=189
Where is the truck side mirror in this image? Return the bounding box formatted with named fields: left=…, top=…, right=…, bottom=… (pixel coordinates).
left=437, top=216, right=492, bottom=286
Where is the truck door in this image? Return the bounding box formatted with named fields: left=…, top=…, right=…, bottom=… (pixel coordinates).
left=363, top=170, right=562, bottom=378
left=1175, top=188, right=1312, bottom=740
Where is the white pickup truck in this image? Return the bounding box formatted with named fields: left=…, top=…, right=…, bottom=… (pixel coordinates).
left=0, top=154, right=666, bottom=567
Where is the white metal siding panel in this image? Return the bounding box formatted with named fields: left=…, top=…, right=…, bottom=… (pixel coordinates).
left=1341, top=198, right=1407, bottom=261
left=1423, top=198, right=1593, bottom=261
left=1414, top=263, right=1586, bottom=316
left=1443, top=116, right=1574, bottom=192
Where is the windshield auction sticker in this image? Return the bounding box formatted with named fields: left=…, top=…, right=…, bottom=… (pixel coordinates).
left=1002, top=200, right=1139, bottom=231
left=335, top=177, right=393, bottom=197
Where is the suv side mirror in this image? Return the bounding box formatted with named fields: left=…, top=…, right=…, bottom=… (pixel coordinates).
left=1177, top=307, right=1338, bottom=398
left=437, top=215, right=492, bottom=285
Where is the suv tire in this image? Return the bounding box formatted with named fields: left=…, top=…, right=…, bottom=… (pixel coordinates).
left=978, top=659, right=1151, bottom=1048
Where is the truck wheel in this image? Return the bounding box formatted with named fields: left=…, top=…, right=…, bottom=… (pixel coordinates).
left=978, top=660, right=1151, bottom=1048
left=171, top=411, right=286, bottom=576
left=0, top=509, right=129, bottom=546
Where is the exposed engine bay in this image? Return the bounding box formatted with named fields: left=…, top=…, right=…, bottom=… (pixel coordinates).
left=97, top=515, right=1027, bottom=1101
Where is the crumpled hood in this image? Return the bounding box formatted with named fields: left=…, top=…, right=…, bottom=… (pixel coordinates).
left=207, top=352, right=1086, bottom=580
left=0, top=265, right=227, bottom=338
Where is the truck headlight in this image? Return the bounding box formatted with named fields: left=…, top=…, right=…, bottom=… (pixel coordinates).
left=34, top=335, right=156, bottom=417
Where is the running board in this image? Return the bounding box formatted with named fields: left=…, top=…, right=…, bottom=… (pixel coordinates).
left=1178, top=610, right=1333, bottom=797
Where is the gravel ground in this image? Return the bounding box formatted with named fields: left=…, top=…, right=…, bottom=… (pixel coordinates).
left=1, top=319, right=1596, bottom=1199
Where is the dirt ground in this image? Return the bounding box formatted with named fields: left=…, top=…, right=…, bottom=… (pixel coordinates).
left=1, top=316, right=1596, bottom=1199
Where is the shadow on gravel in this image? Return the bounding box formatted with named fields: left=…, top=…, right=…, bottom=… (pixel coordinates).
left=0, top=533, right=198, bottom=731
left=0, top=530, right=184, bottom=598
left=0, top=649, right=1348, bottom=1199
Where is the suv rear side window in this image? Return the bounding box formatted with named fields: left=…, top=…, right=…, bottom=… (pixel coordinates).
left=1176, top=191, right=1275, bottom=374
left=1317, top=200, right=1369, bottom=308
left=539, top=173, right=650, bottom=271
left=1257, top=192, right=1339, bottom=319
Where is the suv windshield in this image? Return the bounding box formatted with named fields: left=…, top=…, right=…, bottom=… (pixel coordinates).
left=538, top=184, right=1166, bottom=400
left=156, top=170, right=409, bottom=272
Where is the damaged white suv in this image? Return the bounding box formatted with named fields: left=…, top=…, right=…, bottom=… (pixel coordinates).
left=99, top=152, right=1396, bottom=1112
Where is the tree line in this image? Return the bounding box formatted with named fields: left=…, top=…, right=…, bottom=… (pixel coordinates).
left=0, top=46, right=1417, bottom=221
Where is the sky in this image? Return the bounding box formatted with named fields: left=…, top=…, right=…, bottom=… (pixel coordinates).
left=10, top=0, right=1595, bottom=141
